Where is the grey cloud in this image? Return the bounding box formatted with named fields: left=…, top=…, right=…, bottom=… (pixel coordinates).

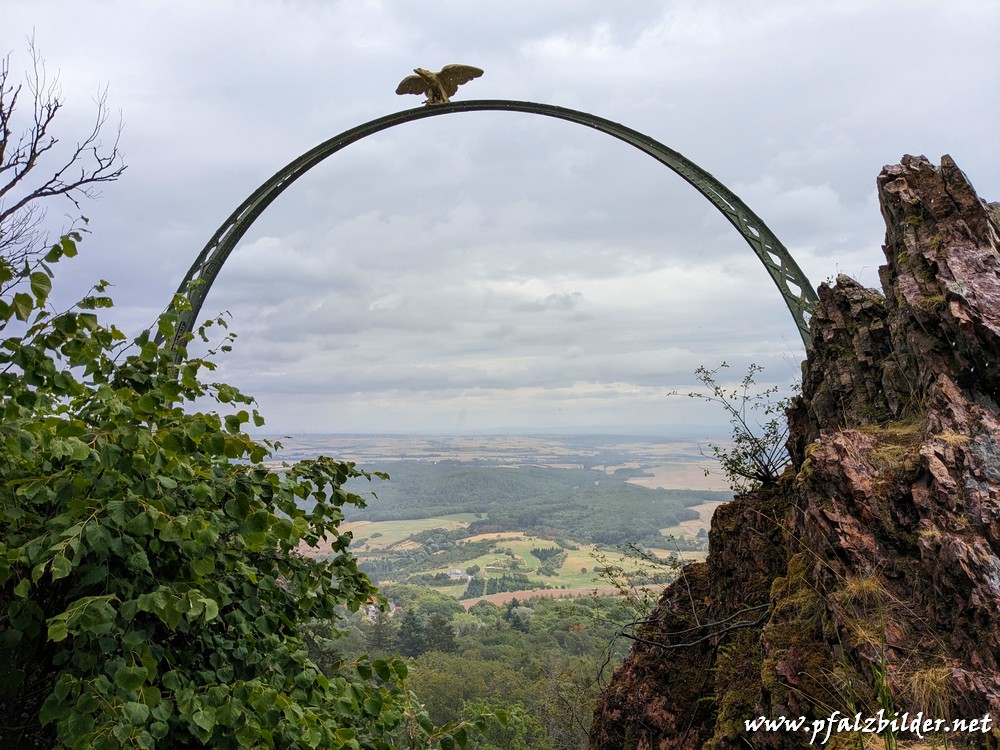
left=514, top=292, right=583, bottom=312
left=5, top=0, right=997, bottom=432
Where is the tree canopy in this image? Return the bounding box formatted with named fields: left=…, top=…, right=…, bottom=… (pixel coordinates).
left=0, top=233, right=470, bottom=748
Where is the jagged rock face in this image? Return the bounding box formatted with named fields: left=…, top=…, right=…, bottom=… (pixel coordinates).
left=591, top=156, right=1000, bottom=749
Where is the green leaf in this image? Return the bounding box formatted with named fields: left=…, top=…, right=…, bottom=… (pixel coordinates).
left=66, top=706, right=94, bottom=737
left=40, top=692, right=71, bottom=725
left=48, top=617, right=69, bottom=643
left=392, top=659, right=408, bottom=679
left=236, top=723, right=259, bottom=747
left=30, top=271, right=52, bottom=301
left=373, top=660, right=392, bottom=682
left=12, top=292, right=34, bottom=321
left=51, top=554, right=73, bottom=582
left=355, top=661, right=372, bottom=680
left=247, top=511, right=270, bottom=532
left=114, top=664, right=148, bottom=691
left=61, top=235, right=79, bottom=257
left=123, top=700, right=151, bottom=725
left=192, top=707, right=216, bottom=733
left=162, top=671, right=183, bottom=691
left=125, top=550, right=150, bottom=575
left=157, top=316, right=175, bottom=338
left=122, top=630, right=146, bottom=648
left=190, top=556, right=213, bottom=577
left=68, top=438, right=91, bottom=461
left=201, top=598, right=220, bottom=622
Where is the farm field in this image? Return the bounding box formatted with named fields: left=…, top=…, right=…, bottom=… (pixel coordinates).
left=659, top=499, right=728, bottom=538
left=284, top=434, right=731, bottom=603
left=303, top=514, right=702, bottom=600
left=346, top=513, right=481, bottom=549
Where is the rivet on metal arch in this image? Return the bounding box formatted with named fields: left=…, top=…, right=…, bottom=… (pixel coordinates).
left=159, top=100, right=817, bottom=353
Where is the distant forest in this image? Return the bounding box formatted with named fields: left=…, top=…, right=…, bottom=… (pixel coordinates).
left=341, top=460, right=731, bottom=547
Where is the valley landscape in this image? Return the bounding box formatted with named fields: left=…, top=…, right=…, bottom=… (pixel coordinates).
left=268, top=434, right=737, bottom=745
left=276, top=433, right=733, bottom=605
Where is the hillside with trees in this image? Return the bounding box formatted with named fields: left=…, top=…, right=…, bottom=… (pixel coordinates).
left=304, top=587, right=644, bottom=749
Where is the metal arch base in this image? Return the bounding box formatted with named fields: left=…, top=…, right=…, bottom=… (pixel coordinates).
left=161, top=100, right=817, bottom=352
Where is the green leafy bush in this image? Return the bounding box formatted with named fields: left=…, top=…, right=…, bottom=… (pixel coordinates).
left=0, top=232, right=454, bottom=748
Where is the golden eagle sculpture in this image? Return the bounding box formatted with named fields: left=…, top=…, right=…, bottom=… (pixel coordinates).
left=395, top=65, right=484, bottom=105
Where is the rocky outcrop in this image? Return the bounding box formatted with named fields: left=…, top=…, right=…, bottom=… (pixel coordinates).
left=591, top=156, right=1000, bottom=749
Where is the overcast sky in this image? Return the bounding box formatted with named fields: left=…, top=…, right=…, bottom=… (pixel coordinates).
left=5, top=1, right=999, bottom=434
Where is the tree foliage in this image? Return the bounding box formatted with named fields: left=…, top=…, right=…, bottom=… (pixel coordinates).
left=382, top=595, right=632, bottom=749
left=0, top=233, right=459, bottom=748
left=422, top=614, right=457, bottom=655
left=396, top=609, right=427, bottom=658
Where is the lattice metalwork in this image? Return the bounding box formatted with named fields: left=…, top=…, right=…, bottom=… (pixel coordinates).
left=161, top=100, right=817, bottom=351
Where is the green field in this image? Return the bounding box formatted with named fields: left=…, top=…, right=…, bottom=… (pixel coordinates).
left=347, top=513, right=482, bottom=549
left=299, top=459, right=723, bottom=602
left=336, top=515, right=699, bottom=598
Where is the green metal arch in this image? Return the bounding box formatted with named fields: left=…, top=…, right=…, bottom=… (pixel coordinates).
left=163, top=100, right=817, bottom=350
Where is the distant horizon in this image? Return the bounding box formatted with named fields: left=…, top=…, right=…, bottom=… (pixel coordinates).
left=247, top=426, right=733, bottom=439
left=255, top=430, right=734, bottom=492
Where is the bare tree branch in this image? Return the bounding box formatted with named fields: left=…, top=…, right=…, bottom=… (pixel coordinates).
left=617, top=603, right=771, bottom=650
left=0, top=39, right=125, bottom=264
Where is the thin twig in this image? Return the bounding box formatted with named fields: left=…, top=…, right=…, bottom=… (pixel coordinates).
left=618, top=604, right=771, bottom=651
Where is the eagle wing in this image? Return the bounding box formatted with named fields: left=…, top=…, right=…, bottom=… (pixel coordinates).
left=396, top=74, right=428, bottom=96
left=437, top=65, right=484, bottom=96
